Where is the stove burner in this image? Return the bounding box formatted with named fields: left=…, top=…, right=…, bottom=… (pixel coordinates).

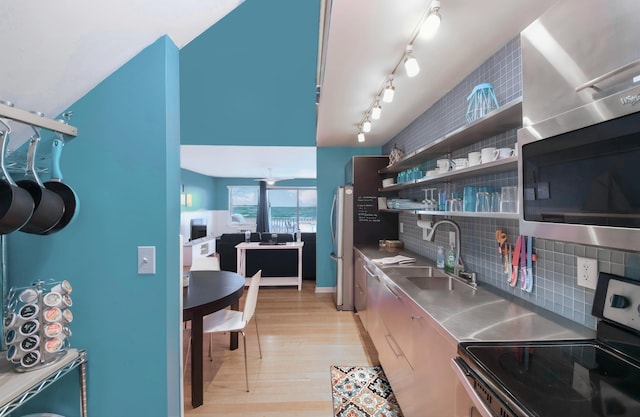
left=457, top=274, right=640, bottom=417
left=497, top=349, right=597, bottom=401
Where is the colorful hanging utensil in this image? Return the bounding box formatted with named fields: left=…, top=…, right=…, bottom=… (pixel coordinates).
left=524, top=235, right=534, bottom=292
left=510, top=236, right=522, bottom=287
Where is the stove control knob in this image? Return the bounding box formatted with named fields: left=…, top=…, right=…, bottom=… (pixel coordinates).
left=610, top=294, right=630, bottom=309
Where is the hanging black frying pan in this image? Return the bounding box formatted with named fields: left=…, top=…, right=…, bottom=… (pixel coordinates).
left=42, top=134, right=79, bottom=234
left=16, top=125, right=65, bottom=234
left=0, top=119, right=34, bottom=234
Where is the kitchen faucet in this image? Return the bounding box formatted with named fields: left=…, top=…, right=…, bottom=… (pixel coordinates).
left=424, top=219, right=466, bottom=276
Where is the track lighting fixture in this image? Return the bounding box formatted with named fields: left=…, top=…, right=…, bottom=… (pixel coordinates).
left=362, top=118, right=372, bottom=133
left=421, top=0, right=442, bottom=40
left=383, top=78, right=395, bottom=103
left=404, top=45, right=420, bottom=77
left=353, top=1, right=444, bottom=142
left=371, top=101, right=382, bottom=120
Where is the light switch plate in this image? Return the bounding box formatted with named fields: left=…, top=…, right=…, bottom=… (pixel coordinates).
left=138, top=246, right=156, bottom=274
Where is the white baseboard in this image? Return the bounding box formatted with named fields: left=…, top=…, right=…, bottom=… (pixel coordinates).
left=315, top=286, right=335, bottom=294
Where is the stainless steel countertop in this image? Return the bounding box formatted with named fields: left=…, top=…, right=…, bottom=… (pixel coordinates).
left=357, top=246, right=595, bottom=343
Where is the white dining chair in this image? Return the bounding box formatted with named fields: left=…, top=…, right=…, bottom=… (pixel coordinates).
left=189, top=256, right=220, bottom=271
left=203, top=270, right=262, bottom=391
left=183, top=255, right=221, bottom=373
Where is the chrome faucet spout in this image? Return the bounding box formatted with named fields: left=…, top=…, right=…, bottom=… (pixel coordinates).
left=427, top=219, right=465, bottom=273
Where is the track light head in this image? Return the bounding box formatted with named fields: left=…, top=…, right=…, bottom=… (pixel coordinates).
left=362, top=119, right=372, bottom=133
left=371, top=101, right=382, bottom=120
left=421, top=0, right=442, bottom=40
left=357, top=131, right=365, bottom=142
left=383, top=79, right=395, bottom=103
left=404, top=45, right=420, bottom=77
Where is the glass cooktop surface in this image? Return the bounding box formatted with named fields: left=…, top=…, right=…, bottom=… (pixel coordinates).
left=465, top=342, right=640, bottom=417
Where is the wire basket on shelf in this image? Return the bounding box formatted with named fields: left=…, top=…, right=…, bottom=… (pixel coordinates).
left=466, top=83, right=499, bottom=123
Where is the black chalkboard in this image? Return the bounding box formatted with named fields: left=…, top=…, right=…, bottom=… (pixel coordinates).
left=356, top=195, right=381, bottom=223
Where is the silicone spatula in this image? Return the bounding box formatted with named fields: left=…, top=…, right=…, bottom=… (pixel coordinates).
left=509, top=236, right=522, bottom=287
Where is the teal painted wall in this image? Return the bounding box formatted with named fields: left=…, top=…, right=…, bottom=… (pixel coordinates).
left=316, top=147, right=382, bottom=288
left=180, top=0, right=319, bottom=147
left=181, top=168, right=216, bottom=211
left=7, top=37, right=181, bottom=417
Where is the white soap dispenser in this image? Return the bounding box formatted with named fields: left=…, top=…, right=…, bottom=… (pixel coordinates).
left=437, top=246, right=445, bottom=269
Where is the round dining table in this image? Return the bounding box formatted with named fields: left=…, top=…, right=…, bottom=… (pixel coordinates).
left=183, top=269, right=245, bottom=408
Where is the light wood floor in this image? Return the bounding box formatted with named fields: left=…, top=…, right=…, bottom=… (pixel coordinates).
left=183, top=281, right=378, bottom=417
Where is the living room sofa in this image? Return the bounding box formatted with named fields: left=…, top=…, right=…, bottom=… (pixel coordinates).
left=216, top=232, right=316, bottom=281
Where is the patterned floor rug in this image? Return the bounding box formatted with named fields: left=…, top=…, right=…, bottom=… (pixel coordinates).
left=331, top=365, right=403, bottom=417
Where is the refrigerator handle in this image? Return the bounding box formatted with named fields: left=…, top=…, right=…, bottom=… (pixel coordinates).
left=330, top=192, right=337, bottom=248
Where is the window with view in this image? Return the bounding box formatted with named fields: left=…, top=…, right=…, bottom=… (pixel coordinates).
left=268, top=188, right=317, bottom=233
left=229, top=186, right=259, bottom=225
left=228, top=186, right=317, bottom=232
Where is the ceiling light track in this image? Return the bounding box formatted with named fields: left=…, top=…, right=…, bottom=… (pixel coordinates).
left=354, top=0, right=443, bottom=143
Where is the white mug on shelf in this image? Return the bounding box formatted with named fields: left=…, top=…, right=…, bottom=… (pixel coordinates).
left=468, top=152, right=482, bottom=166
left=480, top=147, right=499, bottom=163
left=452, top=158, right=468, bottom=170
left=436, top=159, right=451, bottom=173
left=497, top=147, right=515, bottom=159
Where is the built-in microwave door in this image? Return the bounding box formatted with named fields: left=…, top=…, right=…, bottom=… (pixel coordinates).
left=519, top=110, right=640, bottom=251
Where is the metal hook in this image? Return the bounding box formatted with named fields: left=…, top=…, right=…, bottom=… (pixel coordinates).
left=29, top=111, right=44, bottom=140
left=0, top=118, right=10, bottom=134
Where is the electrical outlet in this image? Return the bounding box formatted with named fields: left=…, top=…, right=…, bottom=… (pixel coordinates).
left=576, top=257, right=597, bottom=289
left=400, top=222, right=404, bottom=233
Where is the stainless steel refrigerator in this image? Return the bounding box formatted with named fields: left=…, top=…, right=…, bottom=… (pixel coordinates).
left=330, top=156, right=398, bottom=311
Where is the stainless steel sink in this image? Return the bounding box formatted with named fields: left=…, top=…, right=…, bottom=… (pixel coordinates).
left=406, top=275, right=458, bottom=291
left=380, top=264, right=476, bottom=291
left=381, top=265, right=443, bottom=278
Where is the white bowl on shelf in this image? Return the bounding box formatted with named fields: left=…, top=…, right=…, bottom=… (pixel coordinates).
left=382, top=178, right=395, bottom=187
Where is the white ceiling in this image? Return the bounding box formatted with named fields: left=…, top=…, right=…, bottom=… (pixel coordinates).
left=316, top=0, right=559, bottom=147
left=181, top=145, right=316, bottom=179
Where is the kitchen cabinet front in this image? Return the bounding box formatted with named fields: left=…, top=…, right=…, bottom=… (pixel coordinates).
left=355, top=246, right=593, bottom=417
left=358, top=247, right=458, bottom=417
left=354, top=254, right=368, bottom=330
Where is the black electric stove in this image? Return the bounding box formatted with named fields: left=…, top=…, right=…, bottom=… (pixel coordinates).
left=454, top=272, right=640, bottom=417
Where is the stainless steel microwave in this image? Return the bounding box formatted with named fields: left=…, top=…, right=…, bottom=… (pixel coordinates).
left=518, top=0, right=640, bottom=252
left=518, top=108, right=640, bottom=251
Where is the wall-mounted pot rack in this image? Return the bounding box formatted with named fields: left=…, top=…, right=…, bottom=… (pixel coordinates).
left=0, top=102, right=77, bottom=137
left=0, top=102, right=78, bottom=176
